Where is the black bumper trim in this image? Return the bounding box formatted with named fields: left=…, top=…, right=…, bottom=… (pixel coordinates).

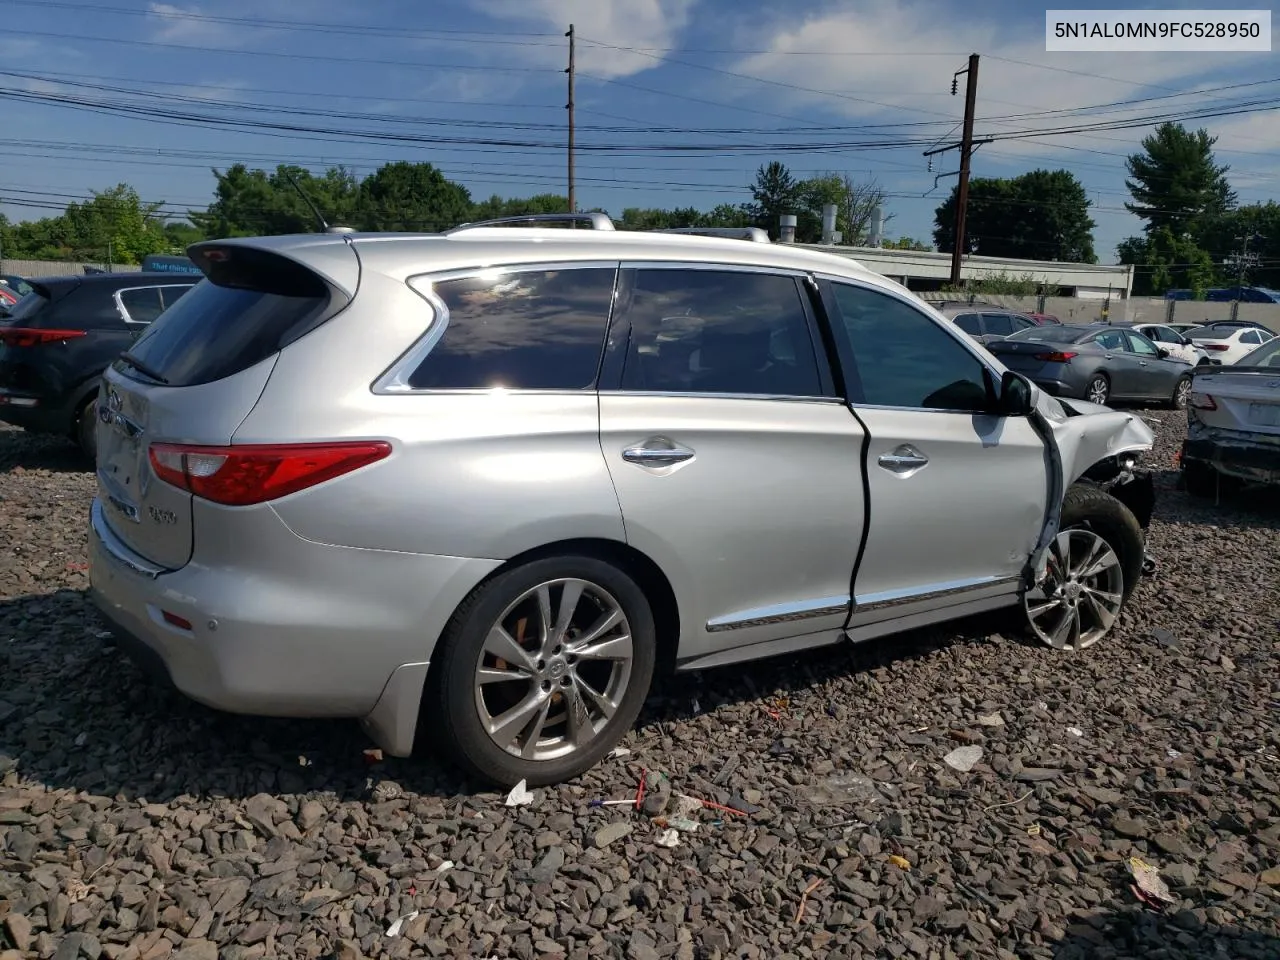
left=93, top=596, right=175, bottom=689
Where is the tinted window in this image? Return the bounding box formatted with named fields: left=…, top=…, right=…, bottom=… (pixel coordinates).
left=1093, top=330, right=1127, bottom=351
left=619, top=269, right=823, bottom=397
left=2, top=290, right=49, bottom=323
left=1125, top=331, right=1159, bottom=356
left=158, top=285, right=193, bottom=310
left=1242, top=339, right=1280, bottom=366
left=952, top=313, right=981, bottom=335
left=123, top=248, right=339, bottom=387
left=1240, top=330, right=1262, bottom=345
left=1009, top=325, right=1083, bottom=343
left=1186, top=328, right=1230, bottom=340
left=407, top=268, right=615, bottom=391
left=1011, top=316, right=1036, bottom=331
left=831, top=282, right=988, bottom=411
left=981, top=313, right=1014, bottom=337
left=119, top=287, right=165, bottom=324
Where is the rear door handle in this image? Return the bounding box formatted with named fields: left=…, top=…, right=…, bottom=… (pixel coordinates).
left=622, top=438, right=695, bottom=467
left=877, top=444, right=929, bottom=475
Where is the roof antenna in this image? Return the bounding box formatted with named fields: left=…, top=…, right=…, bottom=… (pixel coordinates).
left=282, top=169, right=353, bottom=234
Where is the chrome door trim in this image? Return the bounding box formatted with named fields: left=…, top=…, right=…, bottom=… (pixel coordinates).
left=854, top=574, right=1021, bottom=613
left=617, top=260, right=812, bottom=278
left=113, top=284, right=197, bottom=325
left=706, top=594, right=850, bottom=633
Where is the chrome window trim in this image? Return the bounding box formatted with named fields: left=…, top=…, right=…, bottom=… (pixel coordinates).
left=706, top=594, right=850, bottom=632
left=371, top=260, right=622, bottom=395
left=617, top=259, right=811, bottom=278
left=113, top=284, right=197, bottom=325
left=815, top=272, right=1017, bottom=417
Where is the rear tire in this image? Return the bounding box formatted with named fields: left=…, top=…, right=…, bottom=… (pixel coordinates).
left=1169, top=374, right=1192, bottom=409
left=1085, top=374, right=1110, bottom=406
left=1021, top=484, right=1144, bottom=651
left=424, top=555, right=656, bottom=787
left=75, top=398, right=97, bottom=464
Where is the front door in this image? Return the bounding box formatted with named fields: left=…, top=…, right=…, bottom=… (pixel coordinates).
left=1124, top=329, right=1181, bottom=398
left=820, top=279, right=1049, bottom=630
left=597, top=265, right=866, bottom=667
left=1091, top=329, right=1145, bottom=398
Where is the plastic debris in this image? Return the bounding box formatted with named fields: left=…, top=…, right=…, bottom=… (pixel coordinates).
left=654, top=816, right=700, bottom=833
left=888, top=855, right=911, bottom=870
left=610, top=746, right=631, bottom=758
left=362, top=748, right=384, bottom=764
left=505, top=779, right=534, bottom=807
left=943, top=745, right=983, bottom=772
left=800, top=772, right=895, bottom=807
left=435, top=860, right=454, bottom=873
left=1067, top=727, right=1084, bottom=737
left=385, top=911, right=419, bottom=937
left=977, top=713, right=1005, bottom=727
left=1167, top=749, right=1182, bottom=760
left=671, top=795, right=704, bottom=818
left=655, top=828, right=680, bottom=848
left=588, top=798, right=635, bottom=808
left=1129, top=857, right=1175, bottom=908
left=794, top=877, right=823, bottom=924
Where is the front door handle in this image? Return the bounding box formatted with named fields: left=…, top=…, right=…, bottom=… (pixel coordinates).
left=622, top=438, right=695, bottom=467
left=877, top=444, right=929, bottom=475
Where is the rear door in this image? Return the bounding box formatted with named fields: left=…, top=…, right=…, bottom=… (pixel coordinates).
left=1091, top=329, right=1144, bottom=398
left=598, top=264, right=865, bottom=665
left=980, top=312, right=1016, bottom=340
left=820, top=278, right=1048, bottom=629
left=96, top=244, right=357, bottom=570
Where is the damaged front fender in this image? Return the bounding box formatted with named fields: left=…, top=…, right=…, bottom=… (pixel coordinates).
left=1023, top=388, right=1157, bottom=585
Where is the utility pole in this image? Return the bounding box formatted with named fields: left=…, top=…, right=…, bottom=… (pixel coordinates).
left=921, top=54, right=984, bottom=288
left=1229, top=232, right=1260, bottom=322
left=951, top=54, right=979, bottom=287
left=565, top=24, right=576, bottom=214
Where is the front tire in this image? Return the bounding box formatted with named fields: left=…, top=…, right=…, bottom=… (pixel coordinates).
left=425, top=555, right=656, bottom=786
left=1085, top=374, right=1110, bottom=406
left=1022, top=484, right=1144, bottom=651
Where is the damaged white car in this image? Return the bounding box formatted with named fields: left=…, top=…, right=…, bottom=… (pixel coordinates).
left=89, top=218, right=1158, bottom=785
left=1181, top=334, right=1280, bottom=496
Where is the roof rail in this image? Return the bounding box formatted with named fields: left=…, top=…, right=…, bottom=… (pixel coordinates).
left=653, top=226, right=771, bottom=243
left=448, top=213, right=615, bottom=232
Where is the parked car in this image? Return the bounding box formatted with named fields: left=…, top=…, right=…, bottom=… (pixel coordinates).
left=1183, top=325, right=1276, bottom=365
left=1181, top=335, right=1280, bottom=496
left=988, top=323, right=1194, bottom=408
left=0, top=273, right=197, bottom=459
left=1130, top=322, right=1212, bottom=366
left=0, top=274, right=34, bottom=298
left=938, top=304, right=1040, bottom=344
left=0, top=286, right=18, bottom=308
left=88, top=218, right=1157, bottom=787
left=1025, top=312, right=1061, bottom=325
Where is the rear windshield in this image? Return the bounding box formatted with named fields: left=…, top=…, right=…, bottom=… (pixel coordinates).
left=1007, top=325, right=1084, bottom=343
left=118, top=247, right=344, bottom=387
left=1184, top=327, right=1231, bottom=340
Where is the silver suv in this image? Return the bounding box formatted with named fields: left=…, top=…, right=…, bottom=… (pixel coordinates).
left=88, top=215, right=1158, bottom=786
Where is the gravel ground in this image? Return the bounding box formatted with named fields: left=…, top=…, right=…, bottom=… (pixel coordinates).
left=1, top=414, right=1278, bottom=960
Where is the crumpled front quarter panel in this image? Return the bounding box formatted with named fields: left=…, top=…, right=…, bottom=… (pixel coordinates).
left=1040, top=394, right=1157, bottom=484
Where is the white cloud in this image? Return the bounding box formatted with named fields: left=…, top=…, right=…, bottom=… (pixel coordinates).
left=146, top=3, right=233, bottom=43
left=727, top=1, right=1273, bottom=166
left=469, top=0, right=698, bottom=78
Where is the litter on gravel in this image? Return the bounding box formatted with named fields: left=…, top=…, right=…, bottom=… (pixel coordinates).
left=943, top=745, right=984, bottom=772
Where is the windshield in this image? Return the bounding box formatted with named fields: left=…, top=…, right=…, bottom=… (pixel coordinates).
left=1007, top=325, right=1084, bottom=343
left=1239, top=337, right=1280, bottom=367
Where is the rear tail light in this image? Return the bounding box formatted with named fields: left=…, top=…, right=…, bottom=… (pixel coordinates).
left=1189, top=393, right=1217, bottom=411
left=0, top=328, right=87, bottom=347
left=148, top=440, right=392, bottom=506
left=1202, top=343, right=1229, bottom=352
left=1033, top=351, right=1077, bottom=362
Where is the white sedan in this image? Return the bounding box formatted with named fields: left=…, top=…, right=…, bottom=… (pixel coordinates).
left=1182, top=335, right=1280, bottom=495
left=1184, top=325, right=1276, bottom=365
left=1133, top=322, right=1211, bottom=366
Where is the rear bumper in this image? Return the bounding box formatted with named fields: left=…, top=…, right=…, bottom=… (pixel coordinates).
left=88, top=497, right=501, bottom=756
left=1182, top=428, right=1280, bottom=485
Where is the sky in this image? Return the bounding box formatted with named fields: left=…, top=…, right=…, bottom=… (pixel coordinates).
left=0, top=0, right=1276, bottom=263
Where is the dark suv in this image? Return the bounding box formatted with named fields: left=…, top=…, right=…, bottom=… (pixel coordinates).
left=0, top=273, right=197, bottom=459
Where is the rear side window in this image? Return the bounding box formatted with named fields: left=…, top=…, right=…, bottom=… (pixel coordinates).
left=119, top=287, right=164, bottom=324
left=405, top=268, right=616, bottom=391
left=952, top=313, right=981, bottom=335
left=120, top=247, right=341, bottom=387
left=981, top=313, right=1014, bottom=337
left=616, top=269, right=824, bottom=397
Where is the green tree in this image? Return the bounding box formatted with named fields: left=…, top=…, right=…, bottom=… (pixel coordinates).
left=1194, top=201, right=1280, bottom=290
left=933, top=169, right=1095, bottom=262
left=1124, top=122, right=1235, bottom=237
left=1119, top=228, right=1215, bottom=297
left=883, top=236, right=932, bottom=251
left=469, top=193, right=568, bottom=221
left=748, top=161, right=801, bottom=239
left=191, top=164, right=360, bottom=237
left=162, top=221, right=204, bottom=254
left=358, top=161, right=472, bottom=231
left=62, top=184, right=168, bottom=264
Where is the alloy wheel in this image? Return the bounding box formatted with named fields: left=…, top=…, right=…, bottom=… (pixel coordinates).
left=1087, top=377, right=1109, bottom=405
left=472, top=578, right=633, bottom=761
left=1174, top=377, right=1191, bottom=408
left=1025, top=528, right=1125, bottom=651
